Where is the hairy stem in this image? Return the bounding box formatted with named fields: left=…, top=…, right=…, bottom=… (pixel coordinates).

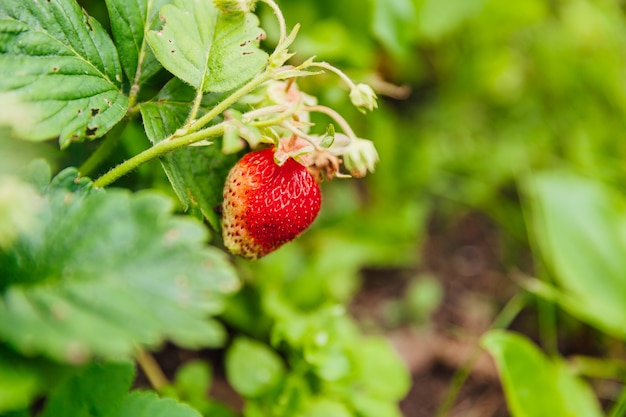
left=93, top=122, right=226, bottom=188
left=187, top=70, right=273, bottom=135
left=260, top=0, right=287, bottom=43
left=305, top=105, right=357, bottom=140
left=78, top=120, right=129, bottom=177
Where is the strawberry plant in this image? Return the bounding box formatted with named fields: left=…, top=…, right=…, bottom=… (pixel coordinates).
left=0, top=0, right=409, bottom=416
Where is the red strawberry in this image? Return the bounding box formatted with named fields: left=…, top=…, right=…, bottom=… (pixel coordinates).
left=222, top=148, right=322, bottom=260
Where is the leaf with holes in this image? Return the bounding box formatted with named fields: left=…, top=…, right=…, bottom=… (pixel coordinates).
left=140, top=78, right=239, bottom=230
left=105, top=0, right=170, bottom=89
left=0, top=167, right=239, bottom=363
left=146, top=0, right=268, bottom=92
left=0, top=0, right=128, bottom=147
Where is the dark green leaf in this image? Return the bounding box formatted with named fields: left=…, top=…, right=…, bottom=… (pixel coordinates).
left=482, top=330, right=603, bottom=417
left=105, top=0, right=169, bottom=88
left=0, top=0, right=128, bottom=147
left=225, top=337, right=285, bottom=398
left=0, top=345, right=67, bottom=413
left=140, top=79, right=238, bottom=230
left=0, top=169, right=239, bottom=362
left=40, top=362, right=134, bottom=417
left=146, top=0, right=268, bottom=92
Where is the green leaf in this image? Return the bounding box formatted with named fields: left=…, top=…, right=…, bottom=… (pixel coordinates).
left=371, top=0, right=418, bottom=57
left=40, top=362, right=134, bottom=417
left=146, top=0, right=268, bottom=92
left=301, top=399, right=353, bottom=417
left=418, top=0, right=485, bottom=39
left=0, top=0, right=129, bottom=147
left=351, top=337, right=410, bottom=401
left=113, top=391, right=202, bottom=417
left=173, top=360, right=212, bottom=404
left=0, top=345, right=67, bottom=413
left=526, top=172, right=626, bottom=340
left=0, top=168, right=239, bottom=362
left=225, top=337, right=285, bottom=398
left=140, top=79, right=239, bottom=229
left=105, top=0, right=169, bottom=88
left=482, top=330, right=603, bottom=417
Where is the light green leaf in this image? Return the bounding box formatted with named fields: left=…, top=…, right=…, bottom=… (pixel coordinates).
left=351, top=337, right=410, bottom=401
left=114, top=391, right=202, bottom=417
left=482, top=330, right=603, bottom=417
left=0, top=168, right=239, bottom=363
left=527, top=172, right=626, bottom=340
left=0, top=0, right=128, bottom=147
left=146, top=0, right=268, bottom=92
left=371, top=0, right=418, bottom=57
left=301, top=399, right=353, bottom=417
left=105, top=0, right=170, bottom=87
left=418, top=0, right=485, bottom=39
left=350, top=395, right=403, bottom=417
left=225, top=337, right=285, bottom=398
left=140, top=79, right=239, bottom=230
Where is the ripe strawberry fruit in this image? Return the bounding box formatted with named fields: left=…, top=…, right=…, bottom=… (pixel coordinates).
left=222, top=148, right=321, bottom=260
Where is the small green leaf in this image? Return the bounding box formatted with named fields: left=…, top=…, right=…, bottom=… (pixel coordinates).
left=0, top=169, right=238, bottom=362
left=146, top=0, right=268, bottom=92
left=0, top=345, right=67, bottom=413
left=140, top=79, right=239, bottom=230
left=105, top=0, right=169, bottom=88
left=482, top=330, right=603, bottom=417
left=40, top=362, right=135, bottom=417
left=0, top=0, right=128, bottom=147
left=225, top=337, right=285, bottom=398
left=173, top=360, right=212, bottom=404
left=526, top=172, right=626, bottom=340
left=351, top=337, right=410, bottom=401
left=114, top=391, right=202, bottom=417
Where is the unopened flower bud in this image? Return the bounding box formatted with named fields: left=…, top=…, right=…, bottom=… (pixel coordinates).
left=349, top=83, right=378, bottom=113
left=343, top=138, right=379, bottom=177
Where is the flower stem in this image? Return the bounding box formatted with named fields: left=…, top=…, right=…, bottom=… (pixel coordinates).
left=187, top=70, right=273, bottom=135
left=309, top=61, right=356, bottom=90
left=306, top=105, right=358, bottom=140
left=93, top=122, right=226, bottom=188
left=260, top=0, right=287, bottom=43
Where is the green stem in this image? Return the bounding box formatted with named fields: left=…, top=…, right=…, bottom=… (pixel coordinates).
left=78, top=120, right=129, bottom=177
left=186, top=70, right=273, bottom=135
left=260, top=0, right=287, bottom=43
left=92, top=67, right=277, bottom=188
left=93, top=122, right=226, bottom=188
left=306, top=104, right=357, bottom=140
left=186, top=88, right=205, bottom=127
left=434, top=293, right=528, bottom=417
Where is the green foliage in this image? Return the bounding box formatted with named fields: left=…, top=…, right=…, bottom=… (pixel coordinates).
left=0, top=166, right=237, bottom=363
left=525, top=173, right=626, bottom=341
left=145, top=0, right=268, bottom=93
left=482, top=330, right=603, bottom=417
left=0, top=0, right=411, bottom=416
left=0, top=0, right=128, bottom=146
